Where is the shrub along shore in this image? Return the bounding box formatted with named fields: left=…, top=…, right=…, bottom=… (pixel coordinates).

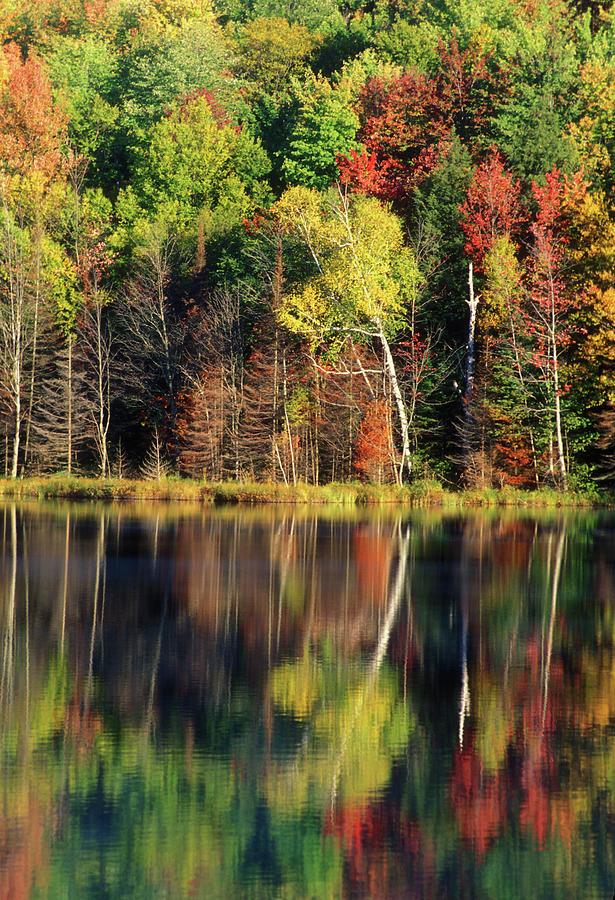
left=0, top=477, right=604, bottom=507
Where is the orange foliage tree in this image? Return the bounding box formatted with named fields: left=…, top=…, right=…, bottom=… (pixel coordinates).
left=353, top=398, right=395, bottom=483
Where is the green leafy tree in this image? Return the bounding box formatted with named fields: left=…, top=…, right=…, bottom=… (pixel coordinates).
left=230, top=16, right=316, bottom=101
left=45, top=35, right=119, bottom=186
left=126, top=90, right=270, bottom=242
left=492, top=2, right=581, bottom=181
left=282, top=75, right=359, bottom=190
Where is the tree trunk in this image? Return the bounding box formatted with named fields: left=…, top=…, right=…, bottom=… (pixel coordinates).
left=462, top=262, right=480, bottom=472
left=377, top=322, right=411, bottom=483
left=282, top=349, right=296, bottom=485
left=551, top=299, right=567, bottom=490
left=94, top=304, right=109, bottom=478
left=11, top=353, right=21, bottom=480
left=22, top=233, right=41, bottom=474
left=507, top=311, right=540, bottom=486
left=67, top=335, right=73, bottom=475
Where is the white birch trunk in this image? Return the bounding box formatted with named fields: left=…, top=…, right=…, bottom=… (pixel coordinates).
left=462, top=262, right=480, bottom=470
left=377, top=322, right=412, bottom=483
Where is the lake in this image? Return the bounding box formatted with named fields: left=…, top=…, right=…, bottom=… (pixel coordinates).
left=0, top=502, right=613, bottom=898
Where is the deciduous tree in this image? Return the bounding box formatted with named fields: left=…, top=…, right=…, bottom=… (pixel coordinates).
left=274, top=185, right=421, bottom=482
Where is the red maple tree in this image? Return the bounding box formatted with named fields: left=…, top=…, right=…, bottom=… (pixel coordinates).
left=459, top=150, right=523, bottom=270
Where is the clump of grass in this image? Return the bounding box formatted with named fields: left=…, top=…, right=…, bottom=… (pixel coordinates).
left=0, top=475, right=209, bottom=502
left=406, top=478, right=451, bottom=506
left=455, top=486, right=599, bottom=508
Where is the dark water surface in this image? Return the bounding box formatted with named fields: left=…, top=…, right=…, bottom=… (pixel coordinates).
left=1, top=502, right=614, bottom=898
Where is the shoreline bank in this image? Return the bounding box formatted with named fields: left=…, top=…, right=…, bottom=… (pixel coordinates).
left=0, top=477, right=604, bottom=507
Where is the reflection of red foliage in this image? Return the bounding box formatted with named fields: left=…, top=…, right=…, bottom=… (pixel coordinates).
left=447, top=630, right=578, bottom=865
left=449, top=745, right=508, bottom=857
left=353, top=526, right=392, bottom=605
left=520, top=771, right=576, bottom=851
left=489, top=521, right=534, bottom=571
left=520, top=783, right=550, bottom=848
left=0, top=795, right=51, bottom=900
left=325, top=803, right=437, bottom=898
left=64, top=699, right=103, bottom=753
left=514, top=638, right=577, bottom=851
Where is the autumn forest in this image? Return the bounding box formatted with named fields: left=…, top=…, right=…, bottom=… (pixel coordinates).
left=1, top=0, right=615, bottom=490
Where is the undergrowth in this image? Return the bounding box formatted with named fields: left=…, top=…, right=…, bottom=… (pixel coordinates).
left=0, top=476, right=604, bottom=507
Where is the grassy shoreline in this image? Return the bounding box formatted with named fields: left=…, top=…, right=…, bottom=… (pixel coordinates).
left=0, top=476, right=606, bottom=507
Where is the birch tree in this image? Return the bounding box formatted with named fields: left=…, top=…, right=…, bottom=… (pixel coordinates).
left=528, top=169, right=581, bottom=490
left=273, top=186, right=421, bottom=483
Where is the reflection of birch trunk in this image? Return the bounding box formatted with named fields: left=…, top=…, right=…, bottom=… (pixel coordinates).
left=542, top=526, right=565, bottom=728
left=267, top=515, right=292, bottom=663
left=459, top=603, right=470, bottom=749
left=85, top=514, right=105, bottom=711
left=458, top=522, right=472, bottom=749
left=276, top=515, right=296, bottom=653
left=144, top=591, right=167, bottom=738
left=152, top=513, right=160, bottom=567
left=143, top=523, right=172, bottom=738
left=1, top=505, right=17, bottom=706
left=369, top=526, right=410, bottom=674
left=60, top=512, right=70, bottom=655
left=328, top=522, right=411, bottom=814
left=22, top=517, right=29, bottom=718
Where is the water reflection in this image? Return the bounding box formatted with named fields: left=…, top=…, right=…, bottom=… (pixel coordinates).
left=0, top=504, right=613, bottom=897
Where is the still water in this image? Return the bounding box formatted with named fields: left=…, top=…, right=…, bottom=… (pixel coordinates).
left=0, top=502, right=614, bottom=898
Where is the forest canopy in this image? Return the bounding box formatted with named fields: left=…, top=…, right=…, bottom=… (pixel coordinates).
left=1, top=0, right=614, bottom=489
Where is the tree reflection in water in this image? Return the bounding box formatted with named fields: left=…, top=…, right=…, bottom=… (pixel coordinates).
left=0, top=504, right=611, bottom=898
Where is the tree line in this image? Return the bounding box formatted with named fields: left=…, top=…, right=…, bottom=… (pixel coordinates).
left=1, top=0, right=615, bottom=488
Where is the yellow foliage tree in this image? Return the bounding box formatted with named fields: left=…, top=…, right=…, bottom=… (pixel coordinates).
left=273, top=185, right=421, bottom=482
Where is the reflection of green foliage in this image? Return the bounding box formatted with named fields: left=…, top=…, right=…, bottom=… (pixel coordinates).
left=269, top=657, right=413, bottom=808
left=1, top=654, right=69, bottom=757
left=478, top=834, right=586, bottom=900
left=51, top=719, right=344, bottom=899
left=0, top=651, right=339, bottom=899
left=272, top=655, right=326, bottom=719
left=475, top=682, right=513, bottom=772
